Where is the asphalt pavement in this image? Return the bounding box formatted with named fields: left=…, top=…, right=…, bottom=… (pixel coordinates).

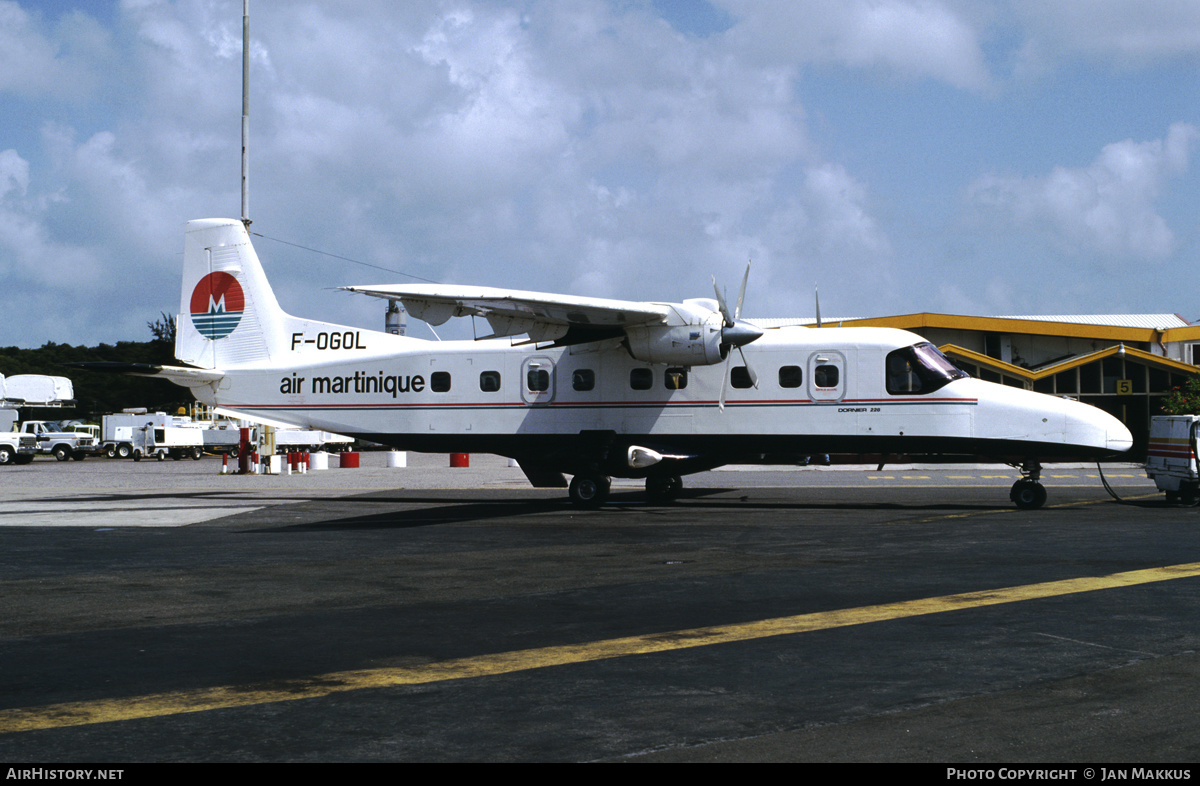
left=1, top=452, right=1196, bottom=764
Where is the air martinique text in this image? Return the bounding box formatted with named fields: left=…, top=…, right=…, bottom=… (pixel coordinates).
left=280, top=371, right=424, bottom=397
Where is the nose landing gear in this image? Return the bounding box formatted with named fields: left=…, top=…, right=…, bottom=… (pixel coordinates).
left=1009, top=461, right=1047, bottom=509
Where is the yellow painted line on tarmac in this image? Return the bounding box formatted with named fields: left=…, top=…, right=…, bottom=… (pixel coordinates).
left=3, top=561, right=1200, bottom=734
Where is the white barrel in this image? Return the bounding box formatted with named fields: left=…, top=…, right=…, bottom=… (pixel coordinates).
left=386, top=450, right=407, bottom=468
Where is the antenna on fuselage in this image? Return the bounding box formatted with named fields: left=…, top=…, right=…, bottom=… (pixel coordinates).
left=240, top=0, right=250, bottom=226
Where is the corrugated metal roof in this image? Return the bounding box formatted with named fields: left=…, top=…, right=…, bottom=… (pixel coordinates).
left=995, top=314, right=1191, bottom=329
left=749, top=314, right=1193, bottom=330
left=748, top=317, right=856, bottom=327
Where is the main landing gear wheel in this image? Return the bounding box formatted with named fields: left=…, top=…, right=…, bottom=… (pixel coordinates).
left=1010, top=478, right=1047, bottom=510
left=569, top=474, right=611, bottom=508
left=645, top=474, right=683, bottom=503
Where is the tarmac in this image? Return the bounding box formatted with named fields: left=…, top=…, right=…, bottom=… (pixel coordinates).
left=1, top=451, right=1197, bottom=764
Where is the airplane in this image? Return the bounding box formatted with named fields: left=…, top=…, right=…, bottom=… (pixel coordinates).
left=125, top=217, right=1134, bottom=509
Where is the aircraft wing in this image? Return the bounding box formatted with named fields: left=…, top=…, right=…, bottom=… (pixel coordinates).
left=341, top=284, right=674, bottom=343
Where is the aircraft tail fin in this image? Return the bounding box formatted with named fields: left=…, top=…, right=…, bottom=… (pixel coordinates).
left=176, top=218, right=288, bottom=369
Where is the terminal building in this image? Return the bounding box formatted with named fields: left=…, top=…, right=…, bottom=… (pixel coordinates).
left=783, top=313, right=1200, bottom=456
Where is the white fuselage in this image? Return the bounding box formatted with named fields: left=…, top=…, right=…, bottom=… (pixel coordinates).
left=194, top=323, right=1131, bottom=477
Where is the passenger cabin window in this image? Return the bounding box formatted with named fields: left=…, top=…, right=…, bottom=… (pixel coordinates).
left=479, top=371, right=501, bottom=392
left=813, top=365, right=839, bottom=389
left=886, top=343, right=967, bottom=395
left=731, top=366, right=754, bottom=389
left=630, top=368, right=653, bottom=390
left=665, top=368, right=688, bottom=390
left=572, top=369, right=596, bottom=391
left=527, top=368, right=550, bottom=392
left=778, top=366, right=802, bottom=388
left=431, top=371, right=452, bottom=392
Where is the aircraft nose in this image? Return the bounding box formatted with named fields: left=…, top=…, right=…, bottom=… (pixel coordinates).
left=1074, top=404, right=1133, bottom=456
left=1106, top=421, right=1134, bottom=454
left=1058, top=397, right=1133, bottom=457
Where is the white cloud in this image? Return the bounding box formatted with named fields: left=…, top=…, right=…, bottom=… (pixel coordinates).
left=0, top=146, right=104, bottom=301
left=0, top=149, right=30, bottom=199
left=0, top=0, right=902, bottom=344
left=967, top=122, right=1200, bottom=261
left=9, top=0, right=1197, bottom=349
left=719, top=0, right=992, bottom=90
left=0, top=1, right=112, bottom=102
left=1013, top=0, right=1200, bottom=67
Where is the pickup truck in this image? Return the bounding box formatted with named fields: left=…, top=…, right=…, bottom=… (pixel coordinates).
left=18, top=420, right=101, bottom=461
left=0, top=431, right=37, bottom=465
left=0, top=410, right=40, bottom=465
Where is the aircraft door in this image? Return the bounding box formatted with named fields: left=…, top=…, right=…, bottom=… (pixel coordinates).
left=522, top=357, right=556, bottom=405
left=808, top=351, right=846, bottom=403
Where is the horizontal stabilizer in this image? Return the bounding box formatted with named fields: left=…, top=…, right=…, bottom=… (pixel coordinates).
left=64, top=362, right=225, bottom=388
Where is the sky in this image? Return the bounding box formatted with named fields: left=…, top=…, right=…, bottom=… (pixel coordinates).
left=1, top=0, right=1199, bottom=349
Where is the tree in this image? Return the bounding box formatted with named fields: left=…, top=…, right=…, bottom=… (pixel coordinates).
left=147, top=312, right=176, bottom=344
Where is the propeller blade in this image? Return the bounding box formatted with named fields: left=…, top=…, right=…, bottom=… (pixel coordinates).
left=711, top=276, right=733, bottom=327
left=737, top=346, right=759, bottom=388
left=815, top=285, right=822, bottom=328
left=734, top=260, right=751, bottom=320
left=719, top=353, right=730, bottom=411
left=714, top=262, right=761, bottom=411
left=720, top=344, right=759, bottom=412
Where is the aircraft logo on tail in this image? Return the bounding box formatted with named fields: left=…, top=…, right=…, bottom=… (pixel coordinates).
left=190, top=272, right=245, bottom=340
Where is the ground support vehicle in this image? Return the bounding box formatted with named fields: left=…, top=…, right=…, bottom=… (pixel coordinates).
left=200, top=425, right=349, bottom=456
left=17, top=420, right=100, bottom=461
left=129, top=425, right=205, bottom=461
left=1146, top=415, right=1200, bottom=503
left=1, top=375, right=75, bottom=407
left=0, top=411, right=37, bottom=465
left=101, top=412, right=199, bottom=458
left=271, top=429, right=353, bottom=454
left=200, top=425, right=250, bottom=456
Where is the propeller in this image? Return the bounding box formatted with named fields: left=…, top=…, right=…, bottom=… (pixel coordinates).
left=712, top=261, right=763, bottom=410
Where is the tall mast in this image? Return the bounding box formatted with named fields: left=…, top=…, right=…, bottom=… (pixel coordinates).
left=241, top=0, right=250, bottom=225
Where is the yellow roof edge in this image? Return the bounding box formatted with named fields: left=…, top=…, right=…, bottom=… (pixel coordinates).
left=1160, top=325, right=1200, bottom=342
left=845, top=313, right=1167, bottom=342
left=940, top=343, right=1200, bottom=381
left=939, top=345, right=1033, bottom=379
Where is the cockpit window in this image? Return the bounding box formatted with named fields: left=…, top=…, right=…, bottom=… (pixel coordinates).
left=886, top=343, right=968, bottom=395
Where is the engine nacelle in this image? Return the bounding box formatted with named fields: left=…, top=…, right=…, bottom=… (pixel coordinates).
left=625, top=323, right=725, bottom=366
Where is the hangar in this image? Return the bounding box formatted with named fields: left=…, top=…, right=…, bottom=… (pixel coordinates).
left=825, top=313, right=1200, bottom=455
